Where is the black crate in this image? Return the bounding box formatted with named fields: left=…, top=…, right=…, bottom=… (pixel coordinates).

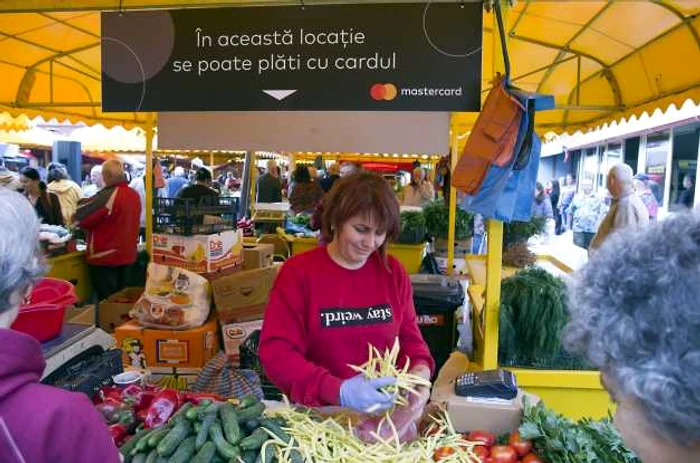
left=239, top=330, right=284, bottom=401
left=42, top=348, right=124, bottom=399
left=154, top=197, right=239, bottom=236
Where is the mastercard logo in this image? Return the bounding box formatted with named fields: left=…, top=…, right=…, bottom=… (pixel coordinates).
left=370, top=83, right=398, bottom=101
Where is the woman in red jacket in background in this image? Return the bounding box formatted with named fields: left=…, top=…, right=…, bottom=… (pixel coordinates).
left=260, top=172, right=434, bottom=416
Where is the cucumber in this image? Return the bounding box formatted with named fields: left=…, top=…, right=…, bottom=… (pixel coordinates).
left=194, top=422, right=202, bottom=433
left=236, top=402, right=265, bottom=423
left=121, top=428, right=153, bottom=463
left=156, top=457, right=168, bottom=463
left=147, top=427, right=172, bottom=448
left=171, top=402, right=194, bottom=424
left=238, top=395, right=259, bottom=409
left=167, top=436, right=196, bottom=463
left=209, top=422, right=241, bottom=459
left=239, top=428, right=268, bottom=451
left=187, top=403, right=207, bottom=421
left=243, top=418, right=261, bottom=433
left=241, top=450, right=257, bottom=463
left=191, top=441, right=217, bottom=463
left=132, top=453, right=147, bottom=463
left=196, top=406, right=220, bottom=450
left=211, top=455, right=224, bottom=463
left=157, top=420, right=191, bottom=457
left=198, top=401, right=222, bottom=421
left=219, top=402, right=242, bottom=445
left=144, top=449, right=159, bottom=463
left=260, top=418, right=291, bottom=444
left=134, top=429, right=156, bottom=454
left=288, top=449, right=304, bottom=463
left=255, top=444, right=276, bottom=463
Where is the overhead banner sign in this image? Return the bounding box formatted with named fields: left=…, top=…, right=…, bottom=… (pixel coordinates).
left=101, top=3, right=482, bottom=112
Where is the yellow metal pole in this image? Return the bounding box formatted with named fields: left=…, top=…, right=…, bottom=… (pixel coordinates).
left=482, top=0, right=509, bottom=370
left=446, top=129, right=459, bottom=276
left=249, top=151, right=258, bottom=214
left=144, top=112, right=155, bottom=256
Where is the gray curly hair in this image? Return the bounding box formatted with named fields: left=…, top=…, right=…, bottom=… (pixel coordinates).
left=0, top=189, right=46, bottom=313
left=564, top=211, right=700, bottom=447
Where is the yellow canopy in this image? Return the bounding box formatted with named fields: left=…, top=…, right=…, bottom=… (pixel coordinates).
left=0, top=1, right=698, bottom=133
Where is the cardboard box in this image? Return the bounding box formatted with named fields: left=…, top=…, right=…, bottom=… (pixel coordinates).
left=152, top=229, right=243, bottom=274
left=64, top=305, right=95, bottom=325
left=114, top=316, right=220, bottom=369
left=221, top=319, right=264, bottom=364
left=98, top=287, right=143, bottom=333
left=242, top=243, right=274, bottom=271
left=212, top=266, right=279, bottom=323
left=431, top=352, right=539, bottom=434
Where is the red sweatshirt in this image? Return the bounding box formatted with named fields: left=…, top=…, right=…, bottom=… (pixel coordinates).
left=260, top=246, right=434, bottom=407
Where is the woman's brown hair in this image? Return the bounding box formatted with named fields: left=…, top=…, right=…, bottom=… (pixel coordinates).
left=321, top=171, right=400, bottom=262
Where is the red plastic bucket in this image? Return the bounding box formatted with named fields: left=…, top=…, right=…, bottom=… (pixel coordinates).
left=11, top=278, right=78, bottom=342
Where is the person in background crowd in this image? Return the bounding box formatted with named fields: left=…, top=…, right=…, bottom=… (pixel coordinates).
left=46, top=163, right=82, bottom=225
left=82, top=165, right=104, bottom=198
left=256, top=160, right=283, bottom=203
left=565, top=212, right=700, bottom=463
left=570, top=180, right=607, bottom=250
left=129, top=173, right=147, bottom=241
left=311, top=162, right=361, bottom=243
left=633, top=173, right=659, bottom=221
left=73, top=159, right=141, bottom=301
left=19, top=167, right=64, bottom=226
left=549, top=179, right=563, bottom=234
left=289, top=164, right=324, bottom=214
left=471, top=213, right=486, bottom=254
left=225, top=171, right=241, bottom=192
left=0, top=161, right=21, bottom=191
left=320, top=163, right=341, bottom=193
left=558, top=174, right=576, bottom=231
left=532, top=181, right=554, bottom=219
left=308, top=166, right=319, bottom=181
left=401, top=167, right=435, bottom=207
left=677, top=174, right=695, bottom=209
left=590, top=164, right=649, bottom=251
left=177, top=167, right=219, bottom=203
left=166, top=166, right=188, bottom=198
left=261, top=171, right=434, bottom=415
left=0, top=189, right=120, bottom=463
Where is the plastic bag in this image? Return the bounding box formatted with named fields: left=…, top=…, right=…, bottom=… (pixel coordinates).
left=354, top=387, right=429, bottom=444
left=130, top=263, right=210, bottom=330
left=192, top=352, right=264, bottom=400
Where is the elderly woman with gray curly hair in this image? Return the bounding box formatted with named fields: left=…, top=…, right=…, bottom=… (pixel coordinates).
left=564, top=211, right=700, bottom=462
left=0, top=189, right=120, bottom=462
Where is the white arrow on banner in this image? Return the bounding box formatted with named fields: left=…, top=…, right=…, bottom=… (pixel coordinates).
left=262, top=90, right=298, bottom=101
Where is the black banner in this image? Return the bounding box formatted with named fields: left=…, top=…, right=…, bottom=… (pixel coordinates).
left=101, top=3, right=482, bottom=112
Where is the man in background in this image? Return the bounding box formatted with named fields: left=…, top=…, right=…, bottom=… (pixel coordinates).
left=319, top=163, right=341, bottom=193
left=73, top=159, right=141, bottom=301
left=82, top=165, right=104, bottom=198
left=589, top=164, right=649, bottom=251
left=256, top=159, right=282, bottom=203
left=177, top=167, right=219, bottom=203
left=166, top=166, right=188, bottom=197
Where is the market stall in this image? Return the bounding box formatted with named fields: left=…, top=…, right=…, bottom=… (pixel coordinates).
left=1, top=1, right=699, bottom=462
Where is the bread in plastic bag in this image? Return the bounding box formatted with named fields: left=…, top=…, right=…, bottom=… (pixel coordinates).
left=130, top=263, right=210, bottom=330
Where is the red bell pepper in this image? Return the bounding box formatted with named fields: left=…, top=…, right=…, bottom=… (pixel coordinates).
left=98, top=386, right=123, bottom=403
left=144, top=389, right=180, bottom=429
left=108, top=424, right=129, bottom=447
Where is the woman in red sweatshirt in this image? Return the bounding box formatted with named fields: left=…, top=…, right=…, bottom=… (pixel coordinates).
left=260, top=172, right=434, bottom=415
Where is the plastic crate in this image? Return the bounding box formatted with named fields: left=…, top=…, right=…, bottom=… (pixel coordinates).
left=154, top=197, right=239, bottom=236
left=42, top=348, right=124, bottom=399
left=239, top=330, right=283, bottom=401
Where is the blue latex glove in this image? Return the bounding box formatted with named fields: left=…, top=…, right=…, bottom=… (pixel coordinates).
left=339, top=375, right=396, bottom=414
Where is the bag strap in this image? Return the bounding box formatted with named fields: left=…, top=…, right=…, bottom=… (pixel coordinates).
left=494, top=1, right=511, bottom=79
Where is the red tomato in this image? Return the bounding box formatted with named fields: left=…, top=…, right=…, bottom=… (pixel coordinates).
left=489, top=445, right=518, bottom=463
left=433, top=446, right=456, bottom=461
left=473, top=445, right=490, bottom=462
left=508, top=431, right=533, bottom=457
left=522, top=454, right=544, bottom=463
left=466, top=431, right=497, bottom=447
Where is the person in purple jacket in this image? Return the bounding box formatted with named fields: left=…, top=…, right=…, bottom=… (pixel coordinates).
left=0, top=188, right=120, bottom=463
